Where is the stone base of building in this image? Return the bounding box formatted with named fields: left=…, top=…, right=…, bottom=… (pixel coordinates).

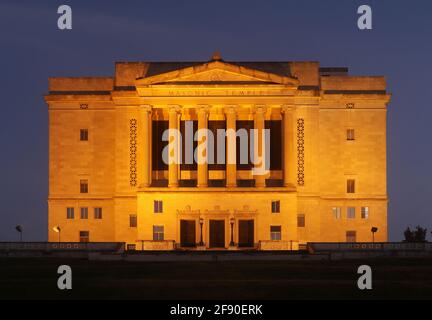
left=142, top=240, right=175, bottom=251
left=259, top=240, right=299, bottom=251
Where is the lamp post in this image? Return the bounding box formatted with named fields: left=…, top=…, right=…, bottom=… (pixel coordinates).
left=371, top=227, right=378, bottom=243
left=199, top=218, right=204, bottom=246
left=229, top=218, right=235, bottom=247
left=53, top=225, right=61, bottom=243
left=15, top=225, right=23, bottom=242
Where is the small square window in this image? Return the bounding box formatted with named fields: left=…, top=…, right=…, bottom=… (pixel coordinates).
left=347, top=207, right=356, bottom=219
left=347, top=129, right=355, bottom=141
left=332, top=207, right=341, bottom=219
left=154, top=200, right=163, bottom=213
left=79, top=231, right=89, bottom=242
left=271, top=200, right=280, bottom=213
left=270, top=226, right=281, bottom=240
left=94, top=207, right=103, bottom=219
left=130, top=214, right=137, bottom=228
left=66, top=207, right=74, bottom=219
left=361, top=206, right=369, bottom=219
left=297, top=214, right=305, bottom=227
left=346, top=230, right=356, bottom=242
left=80, top=179, right=88, bottom=194
left=347, top=179, right=355, bottom=193
left=80, top=129, right=88, bottom=141
left=153, top=225, right=164, bottom=241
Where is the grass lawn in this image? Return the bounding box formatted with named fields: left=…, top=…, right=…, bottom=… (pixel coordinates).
left=1, top=257, right=431, bottom=299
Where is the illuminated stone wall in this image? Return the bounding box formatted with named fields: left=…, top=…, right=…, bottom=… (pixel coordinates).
left=45, top=58, right=390, bottom=248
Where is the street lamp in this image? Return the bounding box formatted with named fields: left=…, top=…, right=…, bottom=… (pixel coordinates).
left=53, top=225, right=61, bottom=243
left=371, top=227, right=378, bottom=243
left=229, top=218, right=235, bottom=247
left=15, top=225, right=23, bottom=242
left=199, top=218, right=204, bottom=246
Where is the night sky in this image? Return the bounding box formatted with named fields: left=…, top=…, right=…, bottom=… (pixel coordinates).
left=0, top=0, right=431, bottom=241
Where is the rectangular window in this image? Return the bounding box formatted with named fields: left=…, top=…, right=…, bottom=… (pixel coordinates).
left=154, top=200, right=163, bottom=213
left=79, top=231, right=89, bottom=242
left=127, top=244, right=136, bottom=251
left=80, top=207, right=88, bottom=219
left=270, top=226, right=282, bottom=240
left=153, top=225, right=164, bottom=241
left=80, top=129, right=88, bottom=141
left=361, top=206, right=369, bottom=219
left=346, top=231, right=356, bottom=242
left=66, top=207, right=74, bottom=219
left=347, top=179, right=355, bottom=193
left=129, top=214, right=137, bottom=228
left=94, top=207, right=103, bottom=219
left=347, top=129, right=355, bottom=141
left=80, top=179, right=88, bottom=193
left=297, top=214, right=305, bottom=227
left=332, top=207, right=341, bottom=219
left=271, top=200, right=280, bottom=213
left=347, top=207, right=356, bottom=219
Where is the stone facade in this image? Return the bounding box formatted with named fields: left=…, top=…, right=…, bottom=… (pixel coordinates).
left=45, top=55, right=390, bottom=250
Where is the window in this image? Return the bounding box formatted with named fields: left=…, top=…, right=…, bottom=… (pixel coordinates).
left=347, top=129, right=355, bottom=141
left=127, top=244, right=136, bottom=251
left=347, top=207, right=356, bottom=219
left=346, top=231, right=356, bottom=242
left=154, top=200, right=163, bottom=213
left=66, top=207, right=74, bottom=219
left=270, top=226, right=281, bottom=240
left=129, top=214, right=137, bottom=228
left=347, top=179, right=355, bottom=193
left=271, top=200, right=280, bottom=213
left=153, top=225, right=164, bottom=241
left=361, top=206, right=369, bottom=219
left=80, top=179, right=88, bottom=193
left=94, top=207, right=103, bottom=219
left=80, top=129, right=88, bottom=141
left=297, top=214, right=305, bottom=227
left=332, top=207, right=341, bottom=219
left=79, top=231, right=89, bottom=242
left=80, top=207, right=88, bottom=219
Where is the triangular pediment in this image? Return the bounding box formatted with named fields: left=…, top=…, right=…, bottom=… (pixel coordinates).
left=136, top=60, right=299, bottom=87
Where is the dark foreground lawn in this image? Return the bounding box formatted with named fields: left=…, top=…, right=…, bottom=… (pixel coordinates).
left=0, top=257, right=431, bottom=299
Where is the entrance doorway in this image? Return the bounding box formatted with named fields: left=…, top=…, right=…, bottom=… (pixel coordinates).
left=238, top=220, right=254, bottom=247
left=209, top=220, right=225, bottom=248
left=180, top=220, right=196, bottom=247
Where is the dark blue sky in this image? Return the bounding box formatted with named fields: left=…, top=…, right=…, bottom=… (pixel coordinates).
left=0, top=0, right=431, bottom=241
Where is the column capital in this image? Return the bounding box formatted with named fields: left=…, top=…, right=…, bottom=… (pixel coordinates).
left=168, top=105, right=182, bottom=113
left=281, top=105, right=295, bottom=113
left=139, top=104, right=153, bottom=113
left=252, top=105, right=267, bottom=114
left=224, top=105, right=238, bottom=114
left=196, top=104, right=211, bottom=114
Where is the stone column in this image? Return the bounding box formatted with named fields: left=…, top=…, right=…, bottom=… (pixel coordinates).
left=139, top=105, right=152, bottom=187
left=282, top=105, right=295, bottom=187
left=225, top=106, right=237, bottom=187
left=197, top=105, right=209, bottom=188
left=168, top=105, right=180, bottom=187
left=254, top=105, right=266, bottom=188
